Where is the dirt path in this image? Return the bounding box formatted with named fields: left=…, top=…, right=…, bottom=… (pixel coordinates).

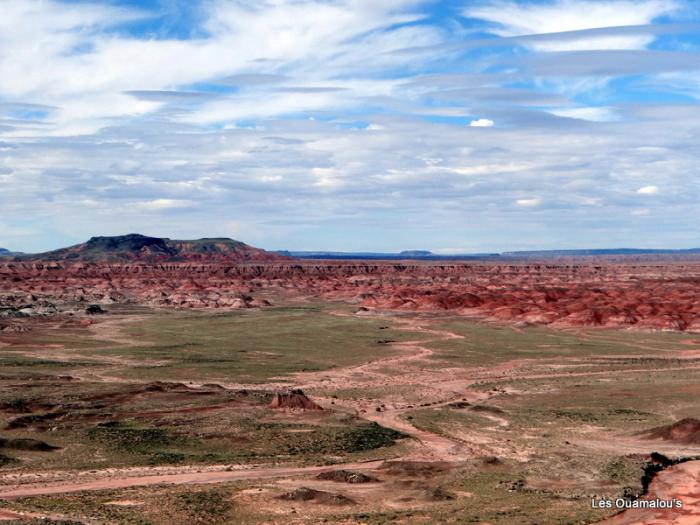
left=2, top=314, right=166, bottom=383
left=287, top=317, right=486, bottom=458
left=0, top=460, right=384, bottom=499
left=86, top=315, right=151, bottom=347
left=0, top=315, right=478, bottom=499
left=0, top=510, right=24, bottom=521
left=3, top=311, right=696, bottom=503
left=596, top=460, right=700, bottom=525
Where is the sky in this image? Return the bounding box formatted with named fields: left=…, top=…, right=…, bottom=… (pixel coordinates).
left=1, top=0, right=700, bottom=253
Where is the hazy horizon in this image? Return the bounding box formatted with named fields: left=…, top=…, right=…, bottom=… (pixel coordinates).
left=2, top=0, right=700, bottom=253
left=3, top=231, right=700, bottom=256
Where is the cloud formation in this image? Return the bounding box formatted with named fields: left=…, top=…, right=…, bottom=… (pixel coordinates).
left=516, top=198, right=542, bottom=207
left=462, top=0, right=680, bottom=50
left=1, top=0, right=699, bottom=252
left=637, top=185, right=660, bottom=195
left=470, top=118, right=495, bottom=127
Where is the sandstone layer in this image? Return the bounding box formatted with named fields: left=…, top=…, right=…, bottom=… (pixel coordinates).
left=2, top=260, right=700, bottom=331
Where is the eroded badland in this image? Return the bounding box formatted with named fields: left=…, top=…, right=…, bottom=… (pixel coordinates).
left=2, top=252, right=700, bottom=524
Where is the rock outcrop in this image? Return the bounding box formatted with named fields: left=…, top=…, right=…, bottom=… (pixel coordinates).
left=2, top=259, right=700, bottom=331
left=277, top=487, right=355, bottom=505
left=316, top=470, right=378, bottom=483
left=11, top=234, right=288, bottom=263
left=268, top=389, right=323, bottom=411
left=643, top=418, right=700, bottom=444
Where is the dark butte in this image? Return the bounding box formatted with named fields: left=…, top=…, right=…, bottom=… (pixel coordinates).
left=7, top=234, right=289, bottom=263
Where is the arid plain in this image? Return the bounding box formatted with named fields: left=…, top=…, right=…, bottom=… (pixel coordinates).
left=1, top=237, right=700, bottom=524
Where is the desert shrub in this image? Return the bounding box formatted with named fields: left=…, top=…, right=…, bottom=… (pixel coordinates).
left=173, top=489, right=233, bottom=524
left=87, top=425, right=173, bottom=453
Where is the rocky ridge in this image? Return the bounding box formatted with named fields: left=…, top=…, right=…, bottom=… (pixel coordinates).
left=2, top=260, right=700, bottom=331
left=8, top=234, right=288, bottom=263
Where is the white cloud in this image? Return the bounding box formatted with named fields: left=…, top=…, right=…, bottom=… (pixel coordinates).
left=549, top=107, right=618, bottom=122
left=0, top=0, right=439, bottom=134
left=3, top=106, right=700, bottom=252
left=136, top=199, right=194, bottom=211
left=464, top=1, right=679, bottom=51
left=470, top=118, right=495, bottom=127
left=637, top=185, right=659, bottom=194
left=1, top=0, right=700, bottom=252
left=449, top=163, right=530, bottom=176
left=516, top=198, right=542, bottom=207
left=651, top=72, right=700, bottom=100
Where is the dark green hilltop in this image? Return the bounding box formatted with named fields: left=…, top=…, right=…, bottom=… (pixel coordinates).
left=7, top=234, right=288, bottom=263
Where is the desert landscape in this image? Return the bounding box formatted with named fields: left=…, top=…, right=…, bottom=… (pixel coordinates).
left=4, top=0, right=700, bottom=522
left=0, top=235, right=699, bottom=524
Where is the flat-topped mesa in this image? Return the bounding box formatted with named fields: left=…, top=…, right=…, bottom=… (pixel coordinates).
left=10, top=234, right=289, bottom=263
left=0, top=247, right=23, bottom=258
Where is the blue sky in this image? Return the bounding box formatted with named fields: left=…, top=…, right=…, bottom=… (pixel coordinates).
left=1, top=0, right=700, bottom=253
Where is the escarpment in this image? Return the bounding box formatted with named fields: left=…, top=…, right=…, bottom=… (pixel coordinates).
left=2, top=260, right=700, bottom=331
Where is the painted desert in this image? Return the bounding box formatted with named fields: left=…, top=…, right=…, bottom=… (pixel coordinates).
left=0, top=235, right=698, bottom=524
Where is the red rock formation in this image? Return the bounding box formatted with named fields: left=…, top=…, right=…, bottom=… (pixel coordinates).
left=268, top=389, right=323, bottom=410
left=2, top=260, right=700, bottom=331
left=643, top=418, right=700, bottom=444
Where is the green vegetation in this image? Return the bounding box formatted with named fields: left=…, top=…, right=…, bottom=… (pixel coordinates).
left=442, top=469, right=608, bottom=525
left=87, top=424, right=176, bottom=454
left=100, top=307, right=416, bottom=382
left=10, top=485, right=242, bottom=525
left=2, top=305, right=699, bottom=524
left=605, top=456, right=644, bottom=485
left=0, top=378, right=406, bottom=471
left=0, top=306, right=416, bottom=383
left=494, top=372, right=700, bottom=433
left=172, top=489, right=234, bottom=524
left=428, top=318, right=695, bottom=366
left=403, top=407, right=499, bottom=437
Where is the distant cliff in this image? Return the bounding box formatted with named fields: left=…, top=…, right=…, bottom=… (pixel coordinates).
left=11, top=234, right=289, bottom=263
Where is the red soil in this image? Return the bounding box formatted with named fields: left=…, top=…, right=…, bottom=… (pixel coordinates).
left=643, top=418, right=700, bottom=444
left=596, top=460, right=700, bottom=525
left=2, top=260, right=700, bottom=331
